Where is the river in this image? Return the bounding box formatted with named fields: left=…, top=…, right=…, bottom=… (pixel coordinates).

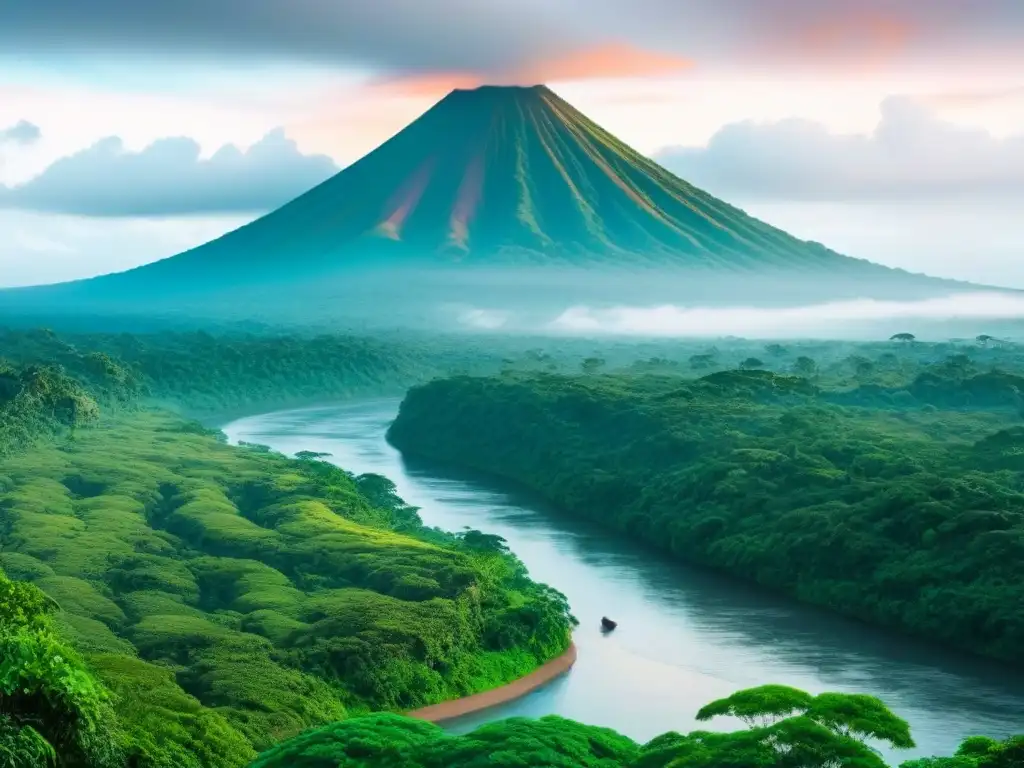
left=222, top=399, right=1024, bottom=763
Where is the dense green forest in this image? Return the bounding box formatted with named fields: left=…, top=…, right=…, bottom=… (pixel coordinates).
left=0, top=332, right=574, bottom=765
left=0, top=327, right=493, bottom=418
left=5, top=324, right=1023, bottom=421
left=388, top=362, right=1024, bottom=665
left=4, top=571, right=1020, bottom=768
left=245, top=683, right=1024, bottom=768
left=0, top=412, right=574, bottom=764
left=4, top=324, right=1024, bottom=766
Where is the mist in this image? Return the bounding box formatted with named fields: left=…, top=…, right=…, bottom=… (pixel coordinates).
left=5, top=260, right=1022, bottom=341
left=454, top=291, right=1024, bottom=340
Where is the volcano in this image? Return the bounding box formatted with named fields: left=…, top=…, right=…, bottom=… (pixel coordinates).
left=1, top=85, right=987, bottom=329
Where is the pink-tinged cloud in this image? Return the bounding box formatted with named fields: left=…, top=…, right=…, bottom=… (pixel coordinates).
left=793, top=11, right=914, bottom=70
left=922, top=86, right=1024, bottom=109
left=368, top=73, right=487, bottom=99
left=512, top=43, right=694, bottom=83
left=364, top=42, right=694, bottom=101
left=592, top=0, right=1023, bottom=76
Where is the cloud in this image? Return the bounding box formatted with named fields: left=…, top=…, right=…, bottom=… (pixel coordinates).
left=1, top=1, right=1020, bottom=80
left=0, top=129, right=338, bottom=216
left=515, top=44, right=693, bottom=84
left=922, top=86, right=1024, bottom=108
left=542, top=292, right=1024, bottom=338
left=655, top=97, right=1024, bottom=201
left=370, top=43, right=694, bottom=98
left=590, top=1, right=1024, bottom=74
left=0, top=120, right=41, bottom=145
left=0, top=210, right=245, bottom=287
left=369, top=43, right=694, bottom=101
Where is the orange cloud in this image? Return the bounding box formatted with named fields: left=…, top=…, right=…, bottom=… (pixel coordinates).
left=778, top=10, right=914, bottom=72
left=361, top=42, right=694, bottom=101
left=513, top=43, right=695, bottom=84
left=922, top=86, right=1024, bottom=109
left=807, top=14, right=910, bottom=53
left=368, top=72, right=485, bottom=99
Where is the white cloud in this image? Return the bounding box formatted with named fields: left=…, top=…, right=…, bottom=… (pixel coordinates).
left=655, top=97, right=1024, bottom=201
left=739, top=200, right=1024, bottom=289
left=0, top=120, right=41, bottom=145
left=0, top=128, right=337, bottom=216
left=0, top=210, right=248, bottom=286
left=545, top=292, right=1024, bottom=338
left=455, top=307, right=512, bottom=330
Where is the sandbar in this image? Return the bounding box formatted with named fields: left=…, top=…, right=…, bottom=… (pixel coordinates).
left=406, top=642, right=578, bottom=723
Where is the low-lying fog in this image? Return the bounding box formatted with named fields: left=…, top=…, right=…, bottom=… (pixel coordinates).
left=454, top=292, right=1024, bottom=340
left=7, top=262, right=1024, bottom=341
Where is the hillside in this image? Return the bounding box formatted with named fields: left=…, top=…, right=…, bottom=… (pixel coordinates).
left=0, top=86, right=974, bottom=328
left=0, top=344, right=574, bottom=766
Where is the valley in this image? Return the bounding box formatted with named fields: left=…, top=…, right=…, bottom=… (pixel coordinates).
left=224, top=399, right=1024, bottom=763
left=3, top=328, right=1024, bottom=767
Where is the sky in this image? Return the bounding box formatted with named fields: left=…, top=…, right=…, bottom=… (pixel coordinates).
left=1, top=0, right=1023, bottom=288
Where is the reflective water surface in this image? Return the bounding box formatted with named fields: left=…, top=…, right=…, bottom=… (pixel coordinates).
left=223, top=400, right=1024, bottom=763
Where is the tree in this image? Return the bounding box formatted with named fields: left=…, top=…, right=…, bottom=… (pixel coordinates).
left=581, top=357, right=606, bottom=374
left=980, top=735, right=1024, bottom=768
left=689, top=354, right=715, bottom=371
left=696, top=686, right=914, bottom=752
left=976, top=334, right=995, bottom=347
left=845, top=355, right=875, bottom=381
left=765, top=344, right=788, bottom=358
left=890, top=333, right=916, bottom=343
left=0, top=575, right=123, bottom=767
left=295, top=450, right=331, bottom=460
left=878, top=352, right=900, bottom=368
left=740, top=358, right=765, bottom=370
left=903, top=734, right=1024, bottom=768
left=457, top=528, right=511, bottom=554
left=805, top=692, right=914, bottom=749
left=793, top=356, right=817, bottom=378
left=769, top=716, right=890, bottom=768
left=937, top=354, right=975, bottom=382
left=654, top=686, right=906, bottom=768
left=696, top=685, right=813, bottom=727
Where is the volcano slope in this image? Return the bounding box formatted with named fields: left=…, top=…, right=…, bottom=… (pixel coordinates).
left=1, top=85, right=979, bottom=328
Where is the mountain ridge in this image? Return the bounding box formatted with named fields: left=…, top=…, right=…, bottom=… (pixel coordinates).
left=135, top=84, right=886, bottom=273
left=0, top=84, right=999, bottom=326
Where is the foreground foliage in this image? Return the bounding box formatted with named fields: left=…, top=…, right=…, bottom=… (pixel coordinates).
left=0, top=576, right=125, bottom=767
left=249, top=684, right=1020, bottom=768
left=388, top=369, right=1024, bottom=664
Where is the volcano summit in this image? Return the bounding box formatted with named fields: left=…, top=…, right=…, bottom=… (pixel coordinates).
left=2, top=85, right=981, bottom=328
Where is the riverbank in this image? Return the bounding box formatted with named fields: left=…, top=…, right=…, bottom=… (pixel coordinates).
left=407, top=642, right=578, bottom=723
left=385, top=374, right=1024, bottom=668
left=223, top=401, right=1024, bottom=759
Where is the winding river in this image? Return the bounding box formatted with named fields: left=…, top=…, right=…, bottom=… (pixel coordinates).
left=223, top=400, right=1024, bottom=763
